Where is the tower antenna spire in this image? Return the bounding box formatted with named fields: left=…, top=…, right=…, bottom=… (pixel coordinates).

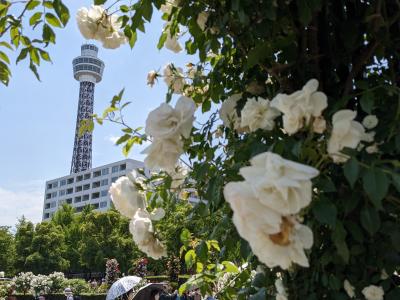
left=70, top=44, right=105, bottom=174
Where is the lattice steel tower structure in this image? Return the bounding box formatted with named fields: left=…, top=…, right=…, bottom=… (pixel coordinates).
left=70, top=44, right=105, bottom=174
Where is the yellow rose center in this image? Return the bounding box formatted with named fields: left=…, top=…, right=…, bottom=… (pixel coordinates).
left=269, top=217, right=294, bottom=246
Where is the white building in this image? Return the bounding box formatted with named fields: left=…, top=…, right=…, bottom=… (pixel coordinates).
left=42, top=159, right=143, bottom=220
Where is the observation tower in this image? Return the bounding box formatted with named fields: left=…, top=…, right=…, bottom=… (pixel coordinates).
left=70, top=44, right=105, bottom=174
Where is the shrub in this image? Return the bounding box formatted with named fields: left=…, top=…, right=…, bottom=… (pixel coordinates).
left=63, top=279, right=90, bottom=295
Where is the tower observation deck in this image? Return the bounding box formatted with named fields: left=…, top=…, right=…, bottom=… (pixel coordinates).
left=70, top=44, right=105, bottom=174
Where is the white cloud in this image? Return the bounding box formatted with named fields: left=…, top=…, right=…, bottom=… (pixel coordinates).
left=0, top=181, right=44, bottom=227
left=106, top=135, right=120, bottom=144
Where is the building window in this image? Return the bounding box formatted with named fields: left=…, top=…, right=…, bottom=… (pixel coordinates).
left=100, top=201, right=107, bottom=208
left=66, top=188, right=73, bottom=195
left=44, top=213, right=50, bottom=219
left=101, top=179, right=108, bottom=186
left=92, top=192, right=100, bottom=199
left=59, top=190, right=65, bottom=196
left=46, top=193, right=51, bottom=199
left=50, top=201, right=56, bottom=208
left=93, top=170, right=101, bottom=177
left=51, top=192, right=57, bottom=198
left=83, top=194, right=89, bottom=201
left=84, top=173, right=91, bottom=180
left=120, top=164, right=126, bottom=171
left=112, top=166, right=119, bottom=173
left=53, top=182, right=58, bottom=188
left=92, top=203, right=99, bottom=209
left=101, top=190, right=108, bottom=197
left=75, top=186, right=83, bottom=192
left=60, top=179, right=66, bottom=186
left=66, top=198, right=72, bottom=204
left=92, top=181, right=100, bottom=188
left=47, top=183, right=52, bottom=189
left=76, top=206, right=84, bottom=213
left=45, top=203, right=50, bottom=209
left=58, top=199, right=65, bottom=206
left=101, top=168, right=109, bottom=175
left=67, top=178, right=74, bottom=184
left=74, top=196, right=82, bottom=203
left=83, top=184, right=90, bottom=190
left=111, top=177, right=118, bottom=183
left=76, top=175, right=83, bottom=182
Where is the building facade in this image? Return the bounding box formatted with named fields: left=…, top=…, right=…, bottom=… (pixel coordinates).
left=42, top=159, right=143, bottom=220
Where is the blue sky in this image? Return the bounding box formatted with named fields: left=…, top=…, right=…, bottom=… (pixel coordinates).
left=0, top=1, right=196, bottom=227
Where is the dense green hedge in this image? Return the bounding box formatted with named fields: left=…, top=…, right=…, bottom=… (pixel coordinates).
left=14, top=294, right=106, bottom=300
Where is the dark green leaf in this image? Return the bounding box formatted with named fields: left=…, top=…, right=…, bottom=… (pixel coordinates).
left=38, top=49, right=51, bottom=62
left=343, top=157, right=359, bottom=188
left=157, top=32, right=167, bottom=50
left=26, top=0, right=40, bottom=10
left=53, top=0, right=70, bottom=26
left=196, top=241, right=208, bottom=263
left=391, top=173, right=400, bottom=193
left=360, top=92, right=374, bottom=114
left=116, top=134, right=131, bottom=145
left=362, top=168, right=389, bottom=208
left=29, top=62, right=41, bottom=81
left=0, top=50, right=9, bottom=64
left=16, top=48, right=29, bottom=64
left=332, top=222, right=349, bottom=264
left=42, top=24, right=56, bottom=44
left=0, top=41, right=13, bottom=50
left=360, top=205, right=380, bottom=235
left=29, top=47, right=40, bottom=65
left=94, top=0, right=107, bottom=4
left=313, top=199, right=337, bottom=227
left=249, top=288, right=266, bottom=300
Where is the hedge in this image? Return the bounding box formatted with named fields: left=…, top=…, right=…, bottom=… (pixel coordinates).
left=13, top=294, right=106, bottom=300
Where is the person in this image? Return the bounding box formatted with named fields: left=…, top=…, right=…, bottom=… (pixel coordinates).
left=38, top=296, right=45, bottom=300
left=64, top=287, right=74, bottom=300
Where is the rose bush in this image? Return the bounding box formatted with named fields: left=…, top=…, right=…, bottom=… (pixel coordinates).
left=1, top=0, right=400, bottom=299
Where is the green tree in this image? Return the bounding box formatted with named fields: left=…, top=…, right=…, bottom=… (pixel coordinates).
left=52, top=204, right=82, bottom=273
left=78, top=209, right=139, bottom=273
left=0, top=226, right=15, bottom=276
left=25, top=221, right=69, bottom=274
left=14, top=216, right=34, bottom=273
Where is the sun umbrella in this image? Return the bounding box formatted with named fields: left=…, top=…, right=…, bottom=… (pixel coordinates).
left=132, top=283, right=165, bottom=300
left=106, top=276, right=142, bottom=300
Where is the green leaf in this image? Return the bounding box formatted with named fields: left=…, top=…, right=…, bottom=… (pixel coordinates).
left=332, top=222, right=349, bottom=264
left=38, top=49, right=51, bottom=62
left=360, top=205, right=380, bottom=235
left=94, top=0, right=107, bottom=4
left=0, top=51, right=10, bottom=64
left=180, top=229, right=192, bottom=247
left=343, top=157, right=359, bottom=188
left=184, top=249, right=196, bottom=269
left=360, top=91, right=374, bottom=114
left=0, top=41, right=13, bottom=50
left=391, top=173, right=400, bottom=193
left=45, top=13, right=62, bottom=27
left=246, top=42, right=270, bottom=69
left=222, top=261, right=239, bottom=273
left=42, top=24, right=56, bottom=44
left=362, top=168, right=389, bottom=208
left=53, top=0, right=70, bottom=26
left=313, top=199, right=337, bottom=227
left=122, top=138, right=134, bottom=157
left=29, top=12, right=43, bottom=26
left=196, top=241, right=208, bottom=262
left=26, top=0, right=40, bottom=10
left=29, top=62, right=41, bottom=81
left=16, top=48, right=29, bottom=64
left=10, top=27, right=20, bottom=47
left=29, top=47, right=40, bottom=65
left=120, top=5, right=129, bottom=12
left=297, top=0, right=312, bottom=25
left=142, top=1, right=153, bottom=22
left=195, top=262, right=203, bottom=273
left=115, top=134, right=131, bottom=145
left=157, top=32, right=167, bottom=50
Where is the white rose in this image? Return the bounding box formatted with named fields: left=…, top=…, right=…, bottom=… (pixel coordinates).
left=109, top=176, right=145, bottom=218
left=142, top=137, right=184, bottom=172
left=160, top=0, right=181, bottom=14
left=163, top=64, right=186, bottom=94
left=145, top=96, right=196, bottom=140
left=344, top=280, right=355, bottom=298
left=366, top=143, right=379, bottom=154
left=129, top=209, right=167, bottom=259
left=240, top=97, right=280, bottom=132
left=147, top=70, right=158, bottom=87
left=362, top=115, right=378, bottom=129
left=312, top=116, right=326, bottom=134
left=327, top=110, right=365, bottom=163
left=219, top=94, right=242, bottom=129
left=271, top=79, right=328, bottom=135
left=362, top=131, right=375, bottom=143
left=102, top=31, right=126, bottom=49
left=361, top=285, right=384, bottom=300
left=76, top=7, right=99, bottom=39
left=239, top=151, right=319, bottom=215
left=164, top=23, right=182, bottom=53
left=150, top=207, right=166, bottom=221
left=196, top=11, right=209, bottom=31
